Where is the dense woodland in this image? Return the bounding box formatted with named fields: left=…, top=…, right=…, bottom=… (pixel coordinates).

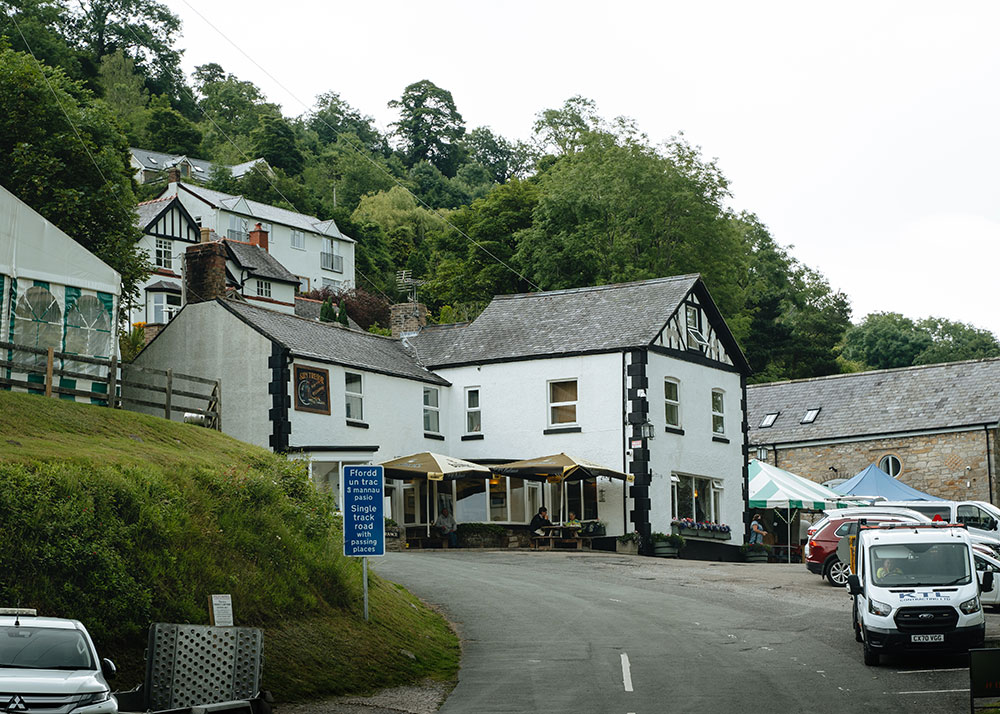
left=3, top=0, right=999, bottom=383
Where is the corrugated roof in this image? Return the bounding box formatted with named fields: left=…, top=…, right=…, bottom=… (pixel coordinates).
left=409, top=276, right=702, bottom=367
left=220, top=300, right=449, bottom=385
left=747, top=358, right=1000, bottom=445
left=223, top=240, right=299, bottom=284
left=177, top=183, right=353, bottom=241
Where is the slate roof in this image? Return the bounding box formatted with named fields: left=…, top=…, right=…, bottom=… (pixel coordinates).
left=293, top=296, right=361, bottom=329
left=176, top=183, right=354, bottom=241
left=747, top=358, right=1000, bottom=445
left=131, top=148, right=266, bottom=181
left=408, top=275, right=708, bottom=368
left=135, top=196, right=173, bottom=230
left=219, top=300, right=449, bottom=386
left=223, top=240, right=299, bottom=284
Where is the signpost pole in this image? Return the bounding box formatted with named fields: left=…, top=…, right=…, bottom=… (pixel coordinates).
left=362, top=556, right=369, bottom=622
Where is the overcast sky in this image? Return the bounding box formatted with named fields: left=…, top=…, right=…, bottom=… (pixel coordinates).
left=165, top=0, right=1000, bottom=335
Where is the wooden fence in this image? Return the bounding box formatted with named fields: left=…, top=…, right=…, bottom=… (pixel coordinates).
left=0, top=341, right=221, bottom=429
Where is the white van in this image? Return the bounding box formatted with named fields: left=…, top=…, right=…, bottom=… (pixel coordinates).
left=877, top=501, right=1000, bottom=554
left=847, top=523, right=993, bottom=666
left=0, top=608, right=118, bottom=714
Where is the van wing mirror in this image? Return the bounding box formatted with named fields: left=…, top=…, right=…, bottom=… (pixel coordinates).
left=101, top=658, right=116, bottom=680
left=984, top=570, right=995, bottom=593
left=847, top=574, right=863, bottom=596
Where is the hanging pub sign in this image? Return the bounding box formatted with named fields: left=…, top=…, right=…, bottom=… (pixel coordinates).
left=294, top=365, right=331, bottom=414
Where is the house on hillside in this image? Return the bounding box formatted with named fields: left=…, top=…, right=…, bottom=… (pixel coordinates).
left=131, top=254, right=751, bottom=543
left=747, top=360, right=1000, bottom=502
left=130, top=148, right=268, bottom=186
left=0, top=184, right=120, bottom=402
left=132, top=185, right=354, bottom=329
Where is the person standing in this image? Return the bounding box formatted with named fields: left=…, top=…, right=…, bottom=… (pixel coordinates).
left=434, top=507, right=458, bottom=548
left=749, top=513, right=766, bottom=545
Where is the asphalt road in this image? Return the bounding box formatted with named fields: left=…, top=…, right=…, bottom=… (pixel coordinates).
left=373, top=550, right=999, bottom=714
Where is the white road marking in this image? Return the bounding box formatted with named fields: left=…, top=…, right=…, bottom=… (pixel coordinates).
left=896, top=668, right=966, bottom=674
left=609, top=598, right=622, bottom=603
left=896, top=689, right=969, bottom=695
left=621, top=652, right=634, bottom=692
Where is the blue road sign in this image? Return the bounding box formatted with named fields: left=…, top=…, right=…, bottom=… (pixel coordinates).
left=343, top=465, right=385, bottom=557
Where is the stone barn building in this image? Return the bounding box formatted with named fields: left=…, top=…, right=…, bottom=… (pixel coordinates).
left=747, top=359, right=1000, bottom=503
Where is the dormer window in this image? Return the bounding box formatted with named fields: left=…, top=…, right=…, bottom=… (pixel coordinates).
left=759, top=412, right=779, bottom=428
left=801, top=408, right=821, bottom=424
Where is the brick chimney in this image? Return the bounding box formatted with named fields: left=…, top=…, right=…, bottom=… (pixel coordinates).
left=167, top=166, right=181, bottom=184
left=390, top=302, right=428, bottom=338
left=184, top=242, right=227, bottom=304
left=248, top=222, right=268, bottom=252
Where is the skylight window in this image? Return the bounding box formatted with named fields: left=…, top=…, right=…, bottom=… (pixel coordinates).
left=759, top=412, right=779, bottom=428
left=801, top=408, right=821, bottom=424
left=148, top=156, right=158, bottom=164
left=194, top=166, right=204, bottom=173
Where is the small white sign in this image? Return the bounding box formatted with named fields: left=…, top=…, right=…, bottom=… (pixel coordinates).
left=630, top=439, right=642, bottom=449
left=210, top=594, right=234, bottom=627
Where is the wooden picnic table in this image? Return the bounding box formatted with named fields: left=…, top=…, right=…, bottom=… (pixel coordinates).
left=531, top=524, right=590, bottom=550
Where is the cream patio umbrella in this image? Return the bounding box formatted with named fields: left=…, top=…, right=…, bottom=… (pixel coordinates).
left=492, top=453, right=634, bottom=524
left=379, top=452, right=492, bottom=536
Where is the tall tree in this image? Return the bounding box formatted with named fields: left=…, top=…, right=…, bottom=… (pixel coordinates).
left=194, top=64, right=279, bottom=149
left=0, top=0, right=83, bottom=79
left=532, top=95, right=603, bottom=156
left=96, top=48, right=148, bottom=142
left=914, top=318, right=1000, bottom=364
left=145, top=95, right=201, bottom=154
left=388, top=79, right=466, bottom=176
left=0, top=47, right=146, bottom=306
left=252, top=115, right=304, bottom=175
left=307, top=91, right=387, bottom=155
left=842, top=313, right=933, bottom=370
left=464, top=126, right=534, bottom=183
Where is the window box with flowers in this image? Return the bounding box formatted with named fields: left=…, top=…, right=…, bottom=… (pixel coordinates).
left=670, top=518, right=732, bottom=541
left=650, top=531, right=685, bottom=558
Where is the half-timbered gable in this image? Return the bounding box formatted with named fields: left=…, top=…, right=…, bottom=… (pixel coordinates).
left=650, top=280, right=742, bottom=371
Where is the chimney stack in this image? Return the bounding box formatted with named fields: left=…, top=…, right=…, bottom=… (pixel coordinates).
left=390, top=302, right=428, bottom=338
left=248, top=222, right=269, bottom=252
left=199, top=226, right=212, bottom=243
left=167, top=166, right=181, bottom=184
left=184, top=242, right=228, bottom=305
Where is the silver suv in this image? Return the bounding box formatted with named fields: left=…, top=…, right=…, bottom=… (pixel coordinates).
left=0, top=609, right=117, bottom=714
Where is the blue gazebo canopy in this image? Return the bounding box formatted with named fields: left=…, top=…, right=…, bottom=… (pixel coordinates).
left=831, top=463, right=944, bottom=501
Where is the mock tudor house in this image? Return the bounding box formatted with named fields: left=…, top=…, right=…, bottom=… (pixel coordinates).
left=747, top=359, right=1000, bottom=503
left=131, top=180, right=355, bottom=329
left=0, top=183, right=120, bottom=402
left=132, top=256, right=751, bottom=544
left=130, top=148, right=268, bottom=186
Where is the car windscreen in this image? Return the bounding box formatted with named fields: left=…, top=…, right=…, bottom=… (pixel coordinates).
left=903, top=505, right=951, bottom=520
left=870, top=542, right=971, bottom=587
left=0, top=627, right=94, bottom=670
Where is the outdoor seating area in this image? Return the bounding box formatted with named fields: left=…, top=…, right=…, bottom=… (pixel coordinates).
left=530, top=524, right=592, bottom=551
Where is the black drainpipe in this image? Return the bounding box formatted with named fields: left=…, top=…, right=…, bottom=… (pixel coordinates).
left=268, top=344, right=291, bottom=453
left=741, top=374, right=750, bottom=544
left=986, top=424, right=994, bottom=505
left=622, top=351, right=628, bottom=531
left=626, top=348, right=651, bottom=554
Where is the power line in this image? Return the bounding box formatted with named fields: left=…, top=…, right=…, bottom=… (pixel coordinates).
left=175, top=0, right=542, bottom=293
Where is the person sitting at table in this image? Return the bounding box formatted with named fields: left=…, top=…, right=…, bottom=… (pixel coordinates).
left=565, top=511, right=581, bottom=527
left=529, top=507, right=552, bottom=535
left=433, top=507, right=458, bottom=548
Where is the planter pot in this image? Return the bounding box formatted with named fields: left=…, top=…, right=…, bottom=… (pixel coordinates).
left=616, top=541, right=639, bottom=555
left=743, top=552, right=769, bottom=563
left=652, top=542, right=680, bottom=558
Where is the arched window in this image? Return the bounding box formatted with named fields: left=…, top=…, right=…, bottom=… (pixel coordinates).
left=12, top=286, right=62, bottom=369
left=879, top=454, right=902, bottom=478
left=65, top=295, right=112, bottom=376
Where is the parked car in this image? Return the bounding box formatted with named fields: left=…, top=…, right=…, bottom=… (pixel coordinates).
left=805, top=508, right=931, bottom=586
left=848, top=522, right=991, bottom=666
left=875, top=501, right=1000, bottom=555
left=0, top=608, right=117, bottom=714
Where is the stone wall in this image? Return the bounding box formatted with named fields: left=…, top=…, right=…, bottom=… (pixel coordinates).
left=768, top=428, right=999, bottom=502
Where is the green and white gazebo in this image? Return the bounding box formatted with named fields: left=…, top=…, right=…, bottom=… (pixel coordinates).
left=747, top=459, right=861, bottom=562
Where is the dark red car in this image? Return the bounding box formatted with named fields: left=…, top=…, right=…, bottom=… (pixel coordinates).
left=805, top=508, right=930, bottom=586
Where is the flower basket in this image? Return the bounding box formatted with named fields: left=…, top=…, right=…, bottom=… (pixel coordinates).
left=652, top=542, right=680, bottom=558
left=671, top=520, right=733, bottom=541
left=616, top=540, right=639, bottom=555
left=740, top=543, right=772, bottom=562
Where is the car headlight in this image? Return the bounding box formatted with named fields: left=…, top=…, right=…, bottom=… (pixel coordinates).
left=960, top=596, right=982, bottom=615
left=868, top=598, right=893, bottom=617
left=77, top=691, right=111, bottom=707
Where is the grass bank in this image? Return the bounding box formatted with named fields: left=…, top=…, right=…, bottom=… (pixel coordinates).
left=0, top=391, right=459, bottom=700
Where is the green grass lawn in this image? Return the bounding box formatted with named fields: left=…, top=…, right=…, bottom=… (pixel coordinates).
left=0, top=391, right=459, bottom=700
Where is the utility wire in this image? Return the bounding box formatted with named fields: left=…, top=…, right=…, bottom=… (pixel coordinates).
left=175, top=0, right=542, bottom=293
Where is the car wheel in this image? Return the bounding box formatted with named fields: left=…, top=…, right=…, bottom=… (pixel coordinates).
left=826, top=557, right=850, bottom=586
left=863, top=635, right=880, bottom=666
